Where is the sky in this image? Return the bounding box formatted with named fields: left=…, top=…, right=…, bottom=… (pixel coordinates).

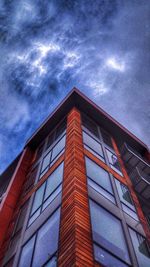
left=0, top=0, right=150, bottom=174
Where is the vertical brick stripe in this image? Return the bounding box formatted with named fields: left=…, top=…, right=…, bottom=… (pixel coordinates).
left=58, top=108, right=94, bottom=267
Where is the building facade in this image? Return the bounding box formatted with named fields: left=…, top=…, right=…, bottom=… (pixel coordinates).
left=0, top=88, right=150, bottom=267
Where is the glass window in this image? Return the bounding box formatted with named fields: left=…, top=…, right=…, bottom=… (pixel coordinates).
left=101, top=128, right=113, bottom=149
left=90, top=200, right=130, bottom=265
left=44, top=256, right=57, bottom=267
left=46, top=132, right=55, bottom=150
left=129, top=228, right=150, bottom=267
left=51, top=136, right=66, bottom=162
left=13, top=202, right=28, bottom=234
left=36, top=142, right=45, bottom=161
left=39, top=135, right=66, bottom=180
left=94, top=244, right=129, bottom=267
left=9, top=201, right=29, bottom=250
left=29, top=163, right=63, bottom=226
left=44, top=162, right=64, bottom=200
left=31, top=183, right=45, bottom=215
left=19, top=209, right=60, bottom=267
left=115, top=179, right=139, bottom=221
left=32, top=210, right=60, bottom=267
left=106, top=148, right=123, bottom=176
left=82, top=114, right=99, bottom=138
left=23, top=164, right=39, bottom=195
left=55, top=119, right=66, bottom=140
left=85, top=157, right=113, bottom=194
left=41, top=152, right=51, bottom=173
left=83, top=131, right=105, bottom=161
left=19, top=235, right=36, bottom=267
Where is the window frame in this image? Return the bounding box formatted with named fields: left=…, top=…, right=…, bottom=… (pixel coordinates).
left=18, top=208, right=61, bottom=267
left=89, top=199, right=131, bottom=266
left=28, top=162, right=64, bottom=227
left=85, top=156, right=115, bottom=204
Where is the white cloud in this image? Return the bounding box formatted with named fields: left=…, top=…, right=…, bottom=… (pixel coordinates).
left=106, top=57, right=126, bottom=72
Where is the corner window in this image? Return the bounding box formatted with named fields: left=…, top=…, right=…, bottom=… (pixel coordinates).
left=90, top=200, right=131, bottom=266
left=83, top=131, right=105, bottom=162
left=28, top=163, right=63, bottom=226
left=129, top=228, right=150, bottom=267
left=19, top=209, right=60, bottom=267
left=85, top=157, right=115, bottom=203
left=115, top=179, right=139, bottom=221
left=82, top=114, right=99, bottom=138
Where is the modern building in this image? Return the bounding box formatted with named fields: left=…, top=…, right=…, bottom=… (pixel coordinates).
left=0, top=88, right=150, bottom=267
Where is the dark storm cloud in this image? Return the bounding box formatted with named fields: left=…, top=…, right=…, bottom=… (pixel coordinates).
left=0, top=0, right=150, bottom=173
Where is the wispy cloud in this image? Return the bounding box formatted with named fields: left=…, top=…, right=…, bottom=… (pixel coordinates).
left=0, top=0, right=150, bottom=173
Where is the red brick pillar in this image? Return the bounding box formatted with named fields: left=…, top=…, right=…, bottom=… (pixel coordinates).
left=0, top=147, right=33, bottom=261
left=58, top=108, right=94, bottom=267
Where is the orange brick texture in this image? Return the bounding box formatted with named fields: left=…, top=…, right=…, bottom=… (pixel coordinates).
left=58, top=108, right=95, bottom=267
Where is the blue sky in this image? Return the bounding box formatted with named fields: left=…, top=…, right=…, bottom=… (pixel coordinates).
left=0, top=0, right=150, bottom=174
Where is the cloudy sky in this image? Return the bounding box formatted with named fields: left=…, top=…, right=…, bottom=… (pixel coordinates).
left=0, top=0, right=150, bottom=174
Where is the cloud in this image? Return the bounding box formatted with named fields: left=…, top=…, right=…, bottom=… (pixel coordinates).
left=0, top=0, right=150, bottom=173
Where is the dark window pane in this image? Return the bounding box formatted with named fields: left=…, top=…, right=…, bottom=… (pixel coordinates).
left=19, top=235, right=35, bottom=267
left=23, top=165, right=39, bottom=195
left=90, top=200, right=130, bottom=263
left=36, top=142, right=45, bottom=161
left=55, top=119, right=66, bottom=140
left=47, top=132, right=55, bottom=149
left=51, top=136, right=66, bottom=161
left=101, top=128, right=113, bottom=149
left=94, top=244, right=129, bottom=267
left=85, top=157, right=113, bottom=193
left=32, top=209, right=60, bottom=267
left=15, top=202, right=28, bottom=233
left=82, top=114, right=99, bottom=138
left=129, top=228, right=150, bottom=267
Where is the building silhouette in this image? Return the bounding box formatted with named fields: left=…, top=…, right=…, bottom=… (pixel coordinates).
left=0, top=88, right=150, bottom=267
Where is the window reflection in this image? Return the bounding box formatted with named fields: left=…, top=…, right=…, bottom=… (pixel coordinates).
left=106, top=148, right=123, bottom=176
left=19, top=209, right=60, bottom=267
left=83, top=131, right=105, bottom=162
left=115, top=179, right=139, bottom=221
left=90, top=200, right=130, bottom=265
left=129, top=228, right=150, bottom=267
left=85, top=157, right=114, bottom=203
left=28, top=163, right=63, bottom=226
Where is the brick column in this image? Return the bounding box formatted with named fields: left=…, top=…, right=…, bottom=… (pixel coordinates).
left=58, top=108, right=94, bottom=267
left=0, top=147, right=33, bottom=262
